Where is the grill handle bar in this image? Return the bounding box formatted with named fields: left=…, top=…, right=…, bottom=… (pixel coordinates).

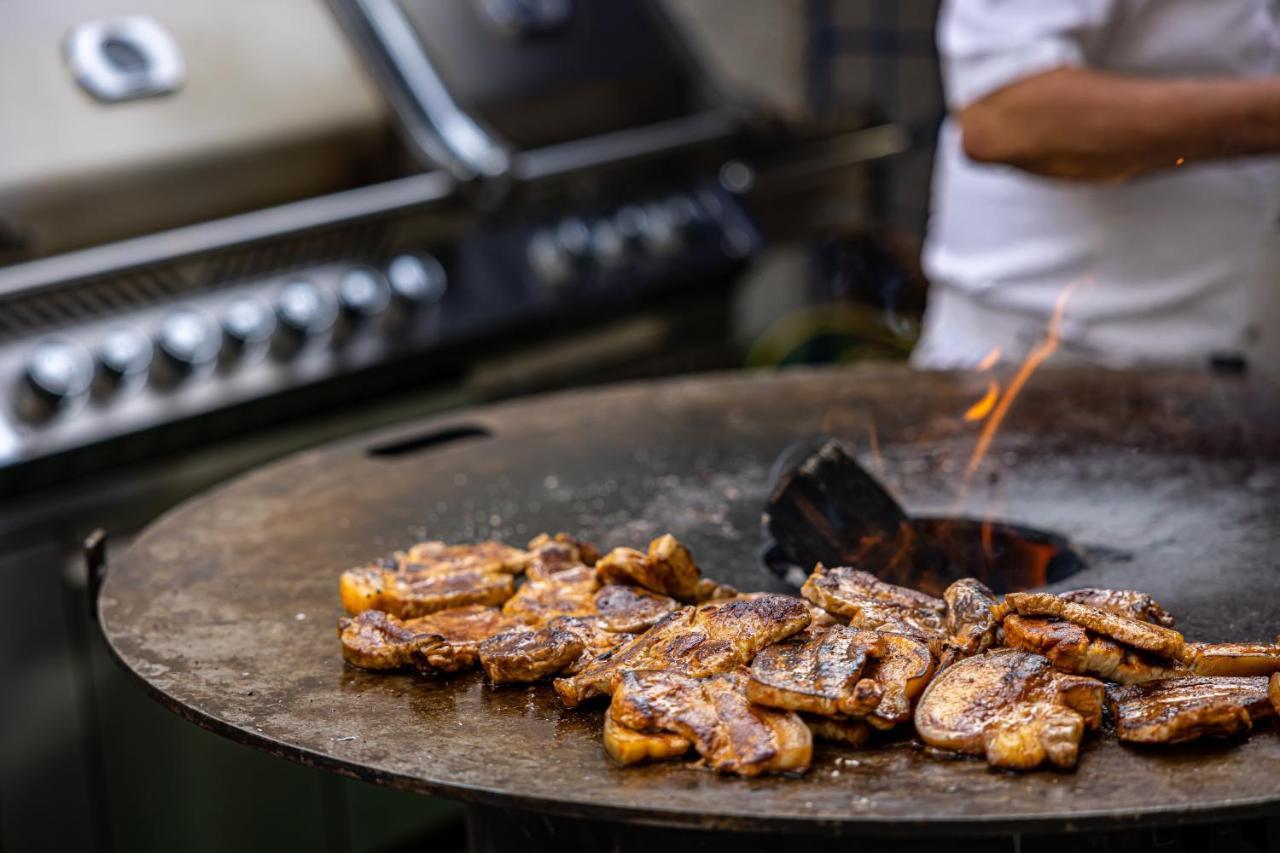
left=84, top=527, right=108, bottom=626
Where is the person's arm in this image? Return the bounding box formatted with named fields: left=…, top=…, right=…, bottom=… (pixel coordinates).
left=959, top=67, right=1280, bottom=180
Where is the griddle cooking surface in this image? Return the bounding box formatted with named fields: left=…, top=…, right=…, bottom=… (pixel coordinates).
left=100, top=366, right=1280, bottom=835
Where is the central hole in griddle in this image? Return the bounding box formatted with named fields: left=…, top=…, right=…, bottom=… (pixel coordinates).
left=761, top=439, right=1087, bottom=595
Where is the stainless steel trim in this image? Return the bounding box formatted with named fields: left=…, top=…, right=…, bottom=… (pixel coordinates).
left=354, top=0, right=511, bottom=178
left=64, top=16, right=185, bottom=103
left=0, top=172, right=456, bottom=300
left=510, top=109, right=741, bottom=182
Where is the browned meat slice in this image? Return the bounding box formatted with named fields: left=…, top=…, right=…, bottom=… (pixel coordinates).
left=596, top=534, right=702, bottom=602
left=593, top=584, right=678, bottom=633
left=914, top=649, right=1105, bottom=770
left=747, top=626, right=883, bottom=717
left=1272, top=673, right=1280, bottom=715
left=1059, top=588, right=1175, bottom=627
left=1003, top=592, right=1185, bottom=660
left=693, top=577, right=739, bottom=602
left=339, top=605, right=516, bottom=673
left=801, top=564, right=946, bottom=645
left=340, top=564, right=515, bottom=618
left=864, top=633, right=937, bottom=730
left=943, top=578, right=999, bottom=658
left=1185, top=643, right=1280, bottom=677
left=402, top=540, right=529, bottom=574
left=501, top=568, right=598, bottom=625
left=479, top=624, right=586, bottom=684
left=1003, top=615, right=1187, bottom=685
left=603, top=713, right=692, bottom=765
left=407, top=606, right=522, bottom=675
left=554, top=594, right=811, bottom=707
left=554, top=616, right=631, bottom=675
left=338, top=610, right=440, bottom=670
left=523, top=532, right=599, bottom=581
left=803, top=715, right=873, bottom=747
left=1107, top=677, right=1274, bottom=744
left=609, top=668, right=812, bottom=776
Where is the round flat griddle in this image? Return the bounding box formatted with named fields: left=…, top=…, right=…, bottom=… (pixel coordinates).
left=99, top=365, right=1280, bottom=836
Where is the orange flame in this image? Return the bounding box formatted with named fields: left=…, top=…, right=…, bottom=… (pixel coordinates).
left=866, top=419, right=885, bottom=478
left=963, top=380, right=999, bottom=422
left=976, top=347, right=1002, bottom=372
left=962, top=278, right=1087, bottom=486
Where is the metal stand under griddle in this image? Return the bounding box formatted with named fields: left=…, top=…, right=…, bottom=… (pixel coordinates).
left=96, top=366, right=1280, bottom=849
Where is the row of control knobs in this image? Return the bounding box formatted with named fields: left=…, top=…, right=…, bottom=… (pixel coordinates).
left=526, top=195, right=711, bottom=285
left=17, top=255, right=446, bottom=421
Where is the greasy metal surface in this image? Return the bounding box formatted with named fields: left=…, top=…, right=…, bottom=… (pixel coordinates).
left=100, top=365, right=1280, bottom=835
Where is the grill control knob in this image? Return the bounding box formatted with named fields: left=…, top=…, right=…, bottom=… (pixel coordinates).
left=527, top=229, right=571, bottom=286
left=96, top=326, right=152, bottom=389
left=18, top=337, right=94, bottom=420
left=386, top=254, right=447, bottom=308
left=156, top=307, right=220, bottom=381
left=221, top=295, right=276, bottom=356
left=589, top=218, right=625, bottom=269
left=274, top=280, right=337, bottom=356
left=339, top=267, right=392, bottom=320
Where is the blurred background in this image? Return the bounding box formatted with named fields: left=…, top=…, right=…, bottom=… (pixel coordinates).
left=5, top=0, right=1269, bottom=845
left=0, top=3, right=940, bottom=849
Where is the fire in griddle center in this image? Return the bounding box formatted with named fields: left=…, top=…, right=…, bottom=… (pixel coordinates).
left=762, top=439, right=1086, bottom=596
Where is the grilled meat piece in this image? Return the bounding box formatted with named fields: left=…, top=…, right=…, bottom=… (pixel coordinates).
left=803, top=714, right=873, bottom=747
left=338, top=605, right=515, bottom=672
left=1059, top=588, right=1175, bottom=627
left=865, top=633, right=937, bottom=730
left=914, top=649, right=1105, bottom=770
left=1003, top=592, right=1184, bottom=660
left=693, top=577, right=739, bottom=602
left=1003, top=615, right=1188, bottom=685
left=801, top=564, right=946, bottom=645
left=338, top=610, right=440, bottom=670
left=747, top=626, right=884, bottom=717
left=555, top=616, right=631, bottom=675
left=524, top=532, right=599, bottom=581
left=1185, top=643, right=1280, bottom=677
left=943, top=578, right=999, bottom=658
left=340, top=563, right=515, bottom=618
left=479, top=624, right=585, bottom=684
left=609, top=668, right=812, bottom=776
left=478, top=614, right=628, bottom=684
left=501, top=567, right=598, bottom=625
left=1107, top=677, right=1274, bottom=744
left=1271, top=673, right=1280, bottom=716
left=402, top=540, right=528, bottom=574
left=338, top=539, right=527, bottom=616
left=596, top=534, right=702, bottom=602
left=593, top=584, right=679, bottom=633
left=554, top=594, right=811, bottom=707
left=602, top=713, right=692, bottom=765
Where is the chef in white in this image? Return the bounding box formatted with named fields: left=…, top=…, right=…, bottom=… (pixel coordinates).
left=914, top=0, right=1280, bottom=372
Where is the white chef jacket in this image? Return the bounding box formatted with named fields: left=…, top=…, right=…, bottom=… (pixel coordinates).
left=915, top=0, right=1280, bottom=371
